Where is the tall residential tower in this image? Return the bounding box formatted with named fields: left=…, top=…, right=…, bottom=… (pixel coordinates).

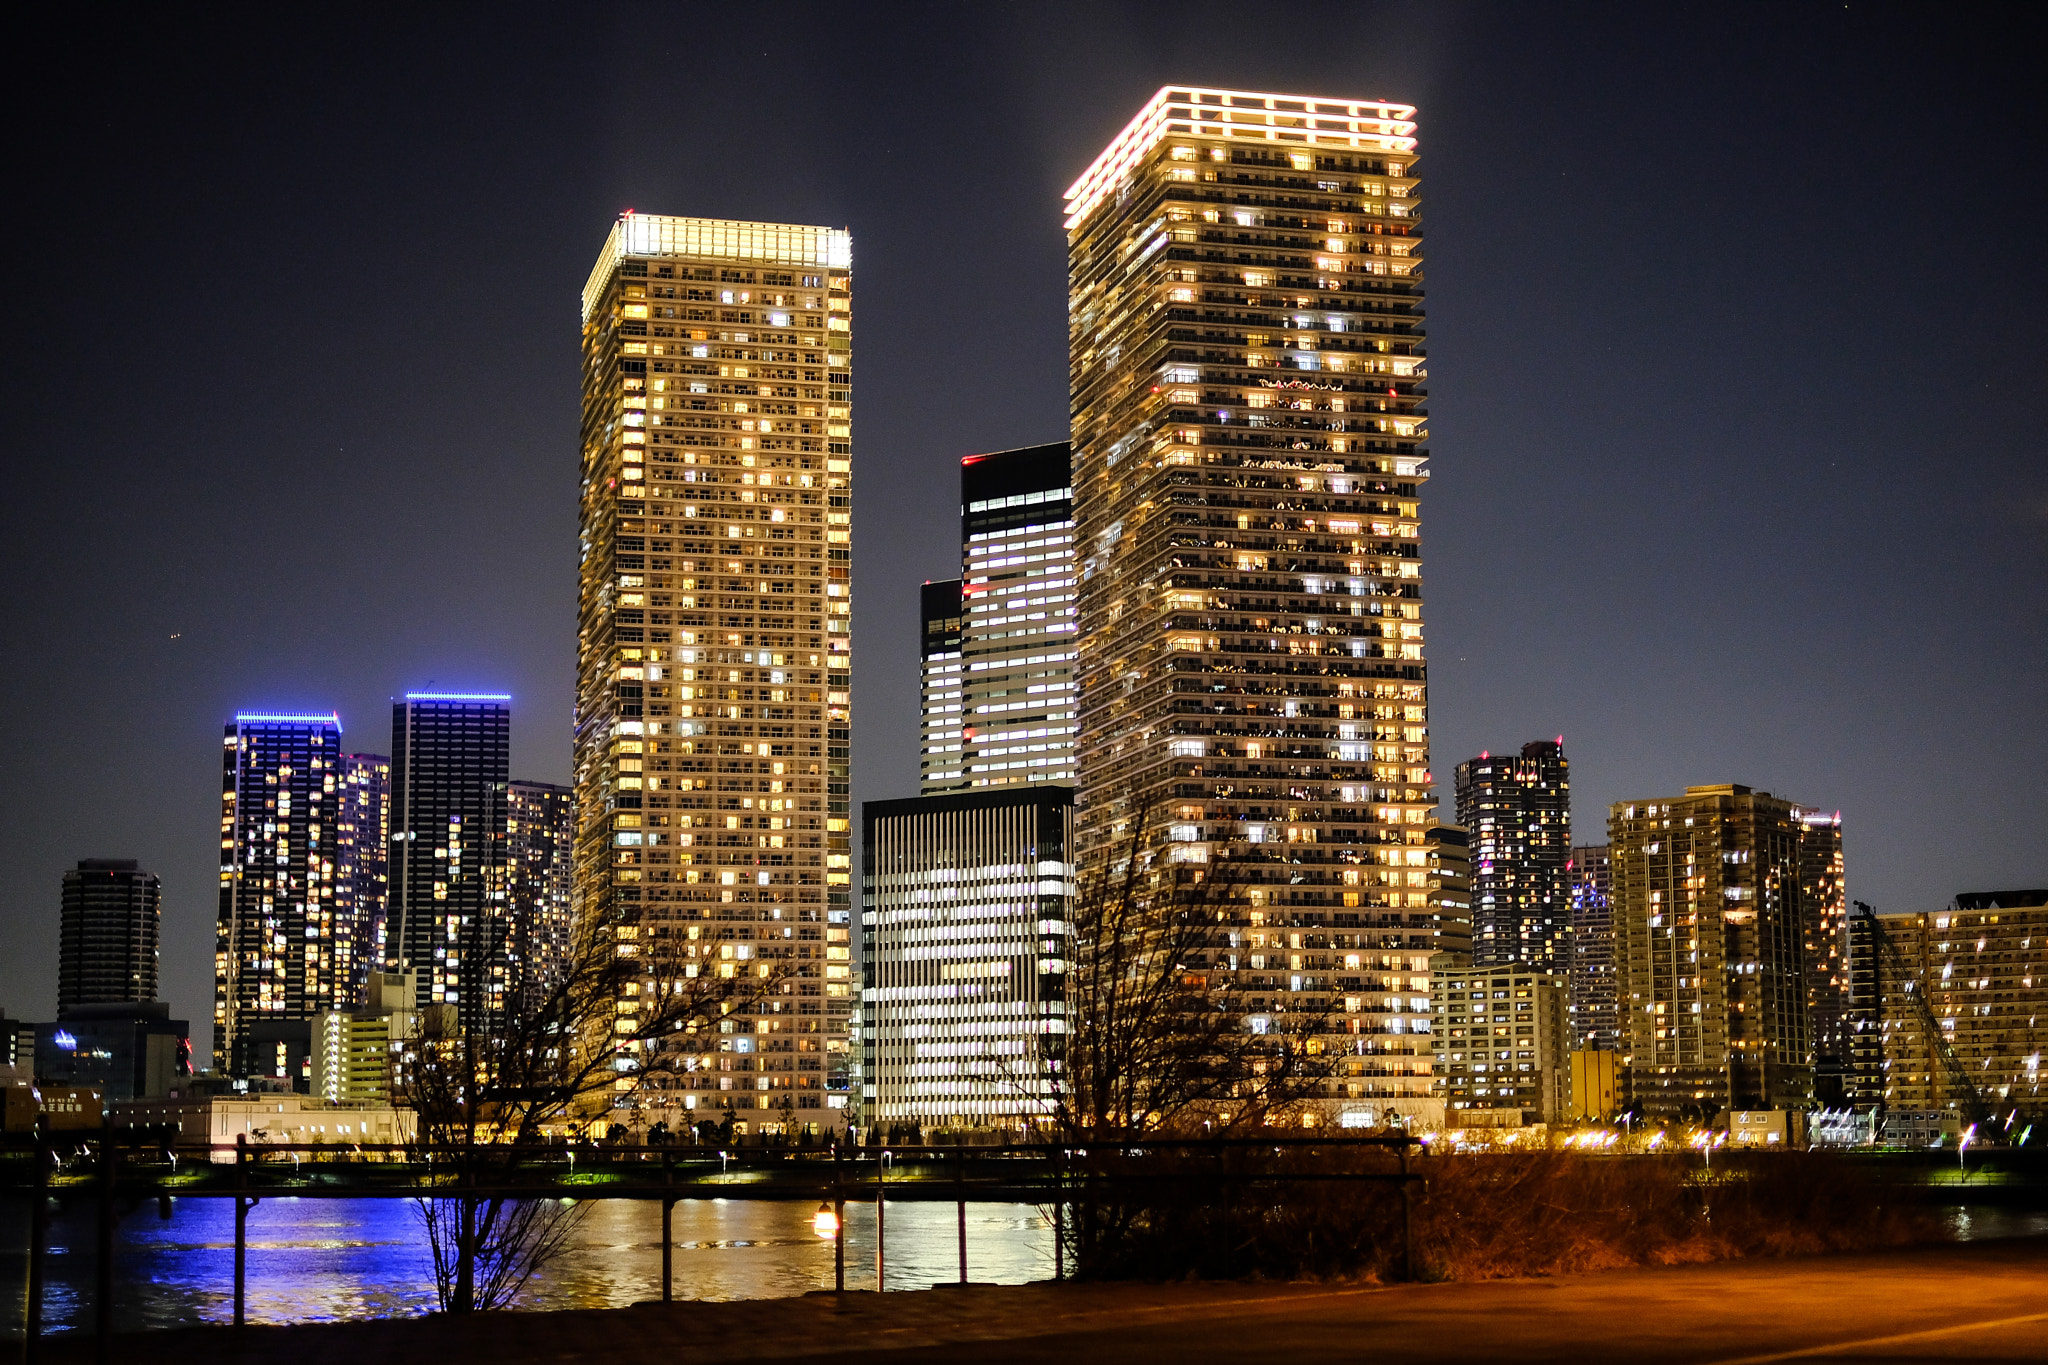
left=1611, top=785, right=1814, bottom=1116
left=58, top=859, right=161, bottom=1012
left=1068, top=87, right=1435, bottom=1125
left=1455, top=740, right=1572, bottom=971
left=577, top=214, right=853, bottom=1132
left=216, top=711, right=351, bottom=1083
left=388, top=694, right=511, bottom=1025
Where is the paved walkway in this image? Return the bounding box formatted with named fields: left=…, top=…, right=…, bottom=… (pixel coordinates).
left=32, top=1238, right=2048, bottom=1364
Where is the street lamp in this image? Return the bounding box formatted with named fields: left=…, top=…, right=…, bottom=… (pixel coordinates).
left=812, top=1201, right=840, bottom=1238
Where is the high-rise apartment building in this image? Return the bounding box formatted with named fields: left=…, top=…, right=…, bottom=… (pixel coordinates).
left=578, top=214, right=853, bottom=1133
left=919, top=579, right=966, bottom=790
left=216, top=711, right=353, bottom=1083
left=334, top=753, right=390, bottom=1007
left=1455, top=740, right=1571, bottom=971
left=957, top=443, right=1078, bottom=789
left=58, top=859, right=161, bottom=1012
left=1068, top=87, right=1434, bottom=1125
left=860, top=785, right=1074, bottom=1132
left=1795, top=808, right=1848, bottom=1101
left=388, top=694, right=511, bottom=1025
left=502, top=779, right=576, bottom=1003
left=1429, top=961, right=1570, bottom=1124
left=1611, top=785, right=1813, bottom=1116
left=1569, top=843, right=1619, bottom=1050
left=1847, top=891, right=2047, bottom=1119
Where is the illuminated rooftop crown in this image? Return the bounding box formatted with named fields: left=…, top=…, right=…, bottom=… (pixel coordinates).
left=582, top=212, right=852, bottom=320
left=1064, top=85, right=1418, bottom=228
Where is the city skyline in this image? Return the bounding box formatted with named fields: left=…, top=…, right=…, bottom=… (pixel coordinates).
left=2, top=6, right=2042, bottom=1053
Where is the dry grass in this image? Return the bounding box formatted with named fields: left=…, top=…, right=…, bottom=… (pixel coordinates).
left=1062, top=1148, right=1939, bottom=1282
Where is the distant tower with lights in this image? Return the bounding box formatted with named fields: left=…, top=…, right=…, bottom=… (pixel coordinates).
left=388, top=694, right=511, bottom=1025
left=577, top=213, right=853, bottom=1133
left=921, top=442, right=1077, bottom=794
left=1455, top=740, right=1572, bottom=971
left=215, top=711, right=352, bottom=1084
left=1067, top=87, right=1435, bottom=1126
left=58, top=859, right=161, bottom=1012
left=1610, top=785, right=1814, bottom=1115
left=918, top=579, right=966, bottom=790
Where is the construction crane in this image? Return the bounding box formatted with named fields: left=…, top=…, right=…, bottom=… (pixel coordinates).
left=1854, top=901, right=1991, bottom=1129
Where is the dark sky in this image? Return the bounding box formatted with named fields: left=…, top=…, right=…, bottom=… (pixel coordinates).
left=3, top=3, right=2043, bottom=1051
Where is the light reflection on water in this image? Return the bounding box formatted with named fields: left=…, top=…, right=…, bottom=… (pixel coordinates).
left=0, top=1197, right=1054, bottom=1334
left=2, top=1198, right=2038, bottom=1336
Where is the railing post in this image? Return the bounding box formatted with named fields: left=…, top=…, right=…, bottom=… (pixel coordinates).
left=832, top=1141, right=845, bottom=1295
left=234, top=1134, right=249, bottom=1328
left=24, top=1129, right=50, bottom=1364
left=662, top=1149, right=675, bottom=1303
left=95, top=1119, right=117, bottom=1362
left=956, top=1149, right=967, bottom=1285
left=874, top=1149, right=886, bottom=1292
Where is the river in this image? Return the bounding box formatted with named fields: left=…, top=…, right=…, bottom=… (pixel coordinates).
left=0, top=1196, right=1056, bottom=1334
left=2, top=1198, right=2041, bottom=1337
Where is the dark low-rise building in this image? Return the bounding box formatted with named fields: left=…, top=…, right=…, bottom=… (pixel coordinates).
left=35, top=1001, right=191, bottom=1104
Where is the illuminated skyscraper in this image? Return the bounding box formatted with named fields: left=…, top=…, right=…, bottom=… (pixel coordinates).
left=578, top=214, right=853, bottom=1133
left=919, top=579, right=966, bottom=790
left=1068, top=87, right=1435, bottom=1125
left=918, top=442, right=1078, bottom=794
left=58, top=859, right=160, bottom=1012
left=1794, top=808, right=1848, bottom=1101
left=334, top=752, right=390, bottom=1006
left=957, top=443, right=1078, bottom=788
left=502, top=779, right=575, bottom=1003
left=1455, top=740, right=1572, bottom=971
left=1611, top=785, right=1814, bottom=1115
left=388, top=694, right=511, bottom=1024
left=216, top=711, right=350, bottom=1083
left=1569, top=842, right=1619, bottom=1050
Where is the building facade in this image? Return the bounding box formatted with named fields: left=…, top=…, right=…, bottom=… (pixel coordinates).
left=1569, top=842, right=1619, bottom=1050
left=918, top=579, right=967, bottom=790
left=1067, top=86, right=1435, bottom=1126
left=1847, top=892, right=2048, bottom=1120
left=956, top=443, right=1078, bottom=789
left=577, top=214, right=853, bottom=1130
left=502, top=779, right=576, bottom=1004
left=58, top=858, right=161, bottom=1012
left=388, top=694, right=512, bottom=1025
left=1427, top=823, right=1472, bottom=963
left=860, top=785, right=1074, bottom=1132
left=1429, top=960, right=1570, bottom=1124
left=216, top=712, right=353, bottom=1083
left=334, top=753, right=390, bottom=1007
left=1795, top=808, right=1848, bottom=1101
left=35, top=1002, right=190, bottom=1103
left=1611, top=785, right=1813, bottom=1117
left=1455, top=740, right=1571, bottom=971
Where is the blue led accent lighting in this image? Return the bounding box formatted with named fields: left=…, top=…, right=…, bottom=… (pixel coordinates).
left=404, top=692, right=511, bottom=702
left=235, top=711, right=342, bottom=732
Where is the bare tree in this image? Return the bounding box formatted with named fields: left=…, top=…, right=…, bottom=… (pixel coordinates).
left=1045, top=797, right=1345, bottom=1276
left=1055, top=796, right=1338, bottom=1140
left=405, top=909, right=787, bottom=1312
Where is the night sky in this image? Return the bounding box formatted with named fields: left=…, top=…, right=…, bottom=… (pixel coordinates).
left=3, top=4, right=2042, bottom=1052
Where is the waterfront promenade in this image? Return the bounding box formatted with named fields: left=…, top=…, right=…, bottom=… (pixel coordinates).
left=31, top=1237, right=2048, bottom=1364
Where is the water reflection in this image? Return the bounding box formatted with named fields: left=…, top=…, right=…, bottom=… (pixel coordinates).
left=2, top=1197, right=2036, bottom=1337
left=0, top=1197, right=1054, bottom=1334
